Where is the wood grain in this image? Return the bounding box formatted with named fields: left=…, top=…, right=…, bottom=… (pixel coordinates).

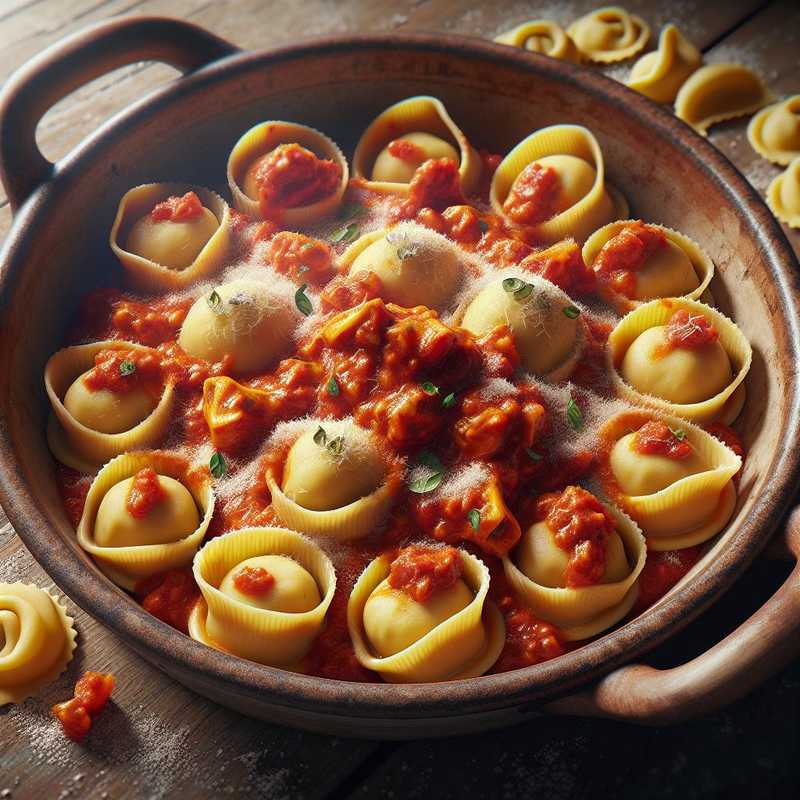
left=1, top=1, right=798, bottom=798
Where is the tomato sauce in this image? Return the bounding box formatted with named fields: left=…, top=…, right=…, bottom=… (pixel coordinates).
left=519, top=239, right=595, bottom=296
left=263, top=231, right=334, bottom=286
left=536, top=486, right=614, bottom=588
left=150, top=191, right=204, bottom=222
left=255, top=143, right=341, bottom=217
left=125, top=467, right=167, bottom=518
left=233, top=565, right=276, bottom=596
left=387, top=545, right=462, bottom=602
left=387, top=138, right=426, bottom=162
left=502, top=162, right=559, bottom=226
left=393, top=158, right=464, bottom=220
left=52, top=671, right=115, bottom=742
left=663, top=308, right=719, bottom=351
left=136, top=569, right=200, bottom=634
left=82, top=347, right=162, bottom=396
left=633, top=546, right=703, bottom=614
left=592, top=220, right=667, bottom=299
left=633, top=420, right=693, bottom=460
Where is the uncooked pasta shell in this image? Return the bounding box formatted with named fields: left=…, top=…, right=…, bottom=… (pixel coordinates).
left=45, top=340, right=176, bottom=471
left=567, top=6, right=650, bottom=64
left=352, top=96, right=481, bottom=196
left=503, top=504, right=645, bottom=640
left=110, top=183, right=231, bottom=292
left=490, top=124, right=627, bottom=244
left=607, top=298, right=752, bottom=424
left=748, top=96, right=800, bottom=166
left=227, top=121, right=348, bottom=224
left=599, top=412, right=740, bottom=546
left=0, top=584, right=77, bottom=705
left=582, top=220, right=715, bottom=312
left=626, top=24, right=702, bottom=104
left=494, top=20, right=581, bottom=63
left=266, top=473, right=394, bottom=542
left=189, top=527, right=335, bottom=668
left=767, top=157, right=800, bottom=229
left=675, top=63, right=773, bottom=136
left=76, top=451, right=214, bottom=591
left=348, top=549, right=504, bottom=683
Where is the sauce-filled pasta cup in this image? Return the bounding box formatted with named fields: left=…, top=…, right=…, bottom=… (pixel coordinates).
left=0, top=583, right=77, bottom=705
left=227, top=121, right=348, bottom=224
left=110, top=183, right=231, bottom=292
left=266, top=419, right=398, bottom=541
left=582, top=220, right=714, bottom=312
left=352, top=96, right=481, bottom=196
left=608, top=298, right=752, bottom=425
left=493, top=20, right=581, bottom=64
left=45, top=340, right=176, bottom=472
left=598, top=411, right=741, bottom=550
left=347, top=546, right=504, bottom=683
left=490, top=124, right=628, bottom=244
left=189, top=527, right=336, bottom=668
left=76, top=450, right=214, bottom=591
left=453, top=270, right=585, bottom=382
left=503, top=494, right=646, bottom=641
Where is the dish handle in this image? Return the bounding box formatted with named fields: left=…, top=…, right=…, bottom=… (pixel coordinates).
left=0, top=16, right=238, bottom=212
left=545, top=506, right=800, bottom=724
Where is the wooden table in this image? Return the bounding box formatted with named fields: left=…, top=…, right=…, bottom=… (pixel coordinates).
left=1, top=1, right=799, bottom=797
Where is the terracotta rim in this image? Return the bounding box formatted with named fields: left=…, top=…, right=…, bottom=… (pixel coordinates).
left=1, top=33, right=799, bottom=719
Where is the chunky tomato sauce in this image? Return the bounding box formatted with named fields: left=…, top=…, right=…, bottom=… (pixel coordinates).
left=387, top=138, right=426, bottom=162
left=394, top=157, right=464, bottom=220
left=663, top=308, right=719, bottom=350
left=233, top=565, right=276, bottom=596
left=263, top=231, right=334, bottom=286
left=52, top=672, right=115, bottom=742
left=83, top=347, right=162, bottom=396
left=255, top=143, right=341, bottom=217
left=136, top=569, right=200, bottom=634
left=633, top=546, right=703, bottom=614
left=502, top=162, right=559, bottom=226
left=151, top=191, right=204, bottom=222
left=592, top=220, right=667, bottom=298
left=126, top=467, right=166, bottom=518
left=387, top=545, right=462, bottom=602
left=633, top=420, right=693, bottom=460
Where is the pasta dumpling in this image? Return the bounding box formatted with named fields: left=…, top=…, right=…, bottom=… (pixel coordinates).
left=348, top=223, right=464, bottom=309
left=567, top=6, right=650, bottom=63
left=767, top=157, right=800, bottom=229
left=372, top=132, right=459, bottom=183
left=748, top=96, right=800, bottom=166
left=494, top=20, right=581, bottom=63
left=459, top=273, right=582, bottom=379
left=178, top=279, right=297, bottom=375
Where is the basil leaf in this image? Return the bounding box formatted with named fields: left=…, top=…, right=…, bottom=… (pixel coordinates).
left=207, top=289, right=223, bottom=314
left=330, top=223, right=359, bottom=244
left=669, top=426, right=687, bottom=441
left=467, top=509, right=480, bottom=531
left=327, top=435, right=345, bottom=457
left=525, top=448, right=543, bottom=462
left=502, top=277, right=526, bottom=294
left=513, top=283, right=534, bottom=301
left=421, top=381, right=439, bottom=396
left=327, top=376, right=340, bottom=396
left=567, top=398, right=584, bottom=431
left=295, top=284, right=313, bottom=316
left=442, top=392, right=456, bottom=409
left=118, top=360, right=136, bottom=377
left=209, top=452, right=227, bottom=479
left=313, top=426, right=327, bottom=447
left=409, top=471, right=443, bottom=494
left=563, top=305, right=581, bottom=319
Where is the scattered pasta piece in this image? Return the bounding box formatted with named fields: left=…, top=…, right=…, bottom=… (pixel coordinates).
left=0, top=583, right=77, bottom=705
left=767, top=157, right=800, bottom=229
left=567, top=6, right=650, bottom=63
left=627, top=24, right=702, bottom=104
left=674, top=63, right=773, bottom=136
left=494, top=20, right=581, bottom=63
left=748, top=96, right=800, bottom=165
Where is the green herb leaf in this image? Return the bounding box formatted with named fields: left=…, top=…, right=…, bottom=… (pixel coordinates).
left=669, top=426, right=687, bottom=441
left=567, top=398, right=584, bottom=431
left=525, top=447, right=543, bottom=462
left=207, top=289, right=223, bottom=314
left=417, top=451, right=443, bottom=472
left=409, top=471, right=444, bottom=494
left=118, top=360, right=136, bottom=377
left=313, top=426, right=327, bottom=447
left=337, top=202, right=364, bottom=220
left=327, top=435, right=345, bottom=457
left=326, top=376, right=340, bottom=396
left=209, top=452, right=227, bottom=479
left=478, top=219, right=490, bottom=235
left=295, top=283, right=313, bottom=316
left=421, top=381, right=439, bottom=396
left=513, top=283, right=534, bottom=301
left=330, top=223, right=359, bottom=244
left=442, top=392, right=456, bottom=409
left=563, top=305, right=581, bottom=319
left=467, top=509, right=481, bottom=531
left=502, top=277, right=526, bottom=294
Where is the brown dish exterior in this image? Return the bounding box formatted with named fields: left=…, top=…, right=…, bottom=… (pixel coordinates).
left=1, top=17, right=800, bottom=738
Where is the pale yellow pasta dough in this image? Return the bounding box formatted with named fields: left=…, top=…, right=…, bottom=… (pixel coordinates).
left=219, top=555, right=321, bottom=613
left=633, top=239, right=700, bottom=300
left=63, top=370, right=157, bottom=435
left=282, top=419, right=386, bottom=511
left=516, top=522, right=629, bottom=589
left=460, top=277, right=579, bottom=376
left=349, top=226, right=462, bottom=308
left=609, top=431, right=707, bottom=495
left=179, top=279, right=296, bottom=375
left=533, top=155, right=597, bottom=216
left=372, top=132, right=459, bottom=183
left=94, top=474, right=200, bottom=548
left=568, top=6, right=650, bottom=63
left=767, top=158, right=800, bottom=229
left=748, top=96, right=800, bottom=165
left=362, top=577, right=473, bottom=657
left=620, top=325, right=732, bottom=404
left=125, top=207, right=219, bottom=270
